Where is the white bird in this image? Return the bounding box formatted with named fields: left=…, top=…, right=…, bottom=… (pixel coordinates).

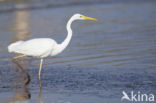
left=8, top=13, right=98, bottom=80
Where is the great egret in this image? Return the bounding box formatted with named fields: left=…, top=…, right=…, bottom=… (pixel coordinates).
left=8, top=13, right=98, bottom=80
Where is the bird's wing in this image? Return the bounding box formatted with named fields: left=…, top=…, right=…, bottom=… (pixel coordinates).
left=13, top=38, right=56, bottom=57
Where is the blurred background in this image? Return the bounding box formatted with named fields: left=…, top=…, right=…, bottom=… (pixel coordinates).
left=0, top=0, right=156, bottom=103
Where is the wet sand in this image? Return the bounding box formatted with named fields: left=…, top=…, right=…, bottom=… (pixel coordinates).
left=0, top=1, right=156, bottom=103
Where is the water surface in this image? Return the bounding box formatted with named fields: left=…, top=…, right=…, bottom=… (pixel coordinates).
left=0, top=0, right=156, bottom=103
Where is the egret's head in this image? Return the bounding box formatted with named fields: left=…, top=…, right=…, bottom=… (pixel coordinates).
left=73, top=13, right=98, bottom=21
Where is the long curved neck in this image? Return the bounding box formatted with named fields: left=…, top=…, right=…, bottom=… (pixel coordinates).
left=57, top=17, right=74, bottom=53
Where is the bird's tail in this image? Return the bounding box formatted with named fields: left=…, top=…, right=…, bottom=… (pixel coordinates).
left=8, top=41, right=23, bottom=52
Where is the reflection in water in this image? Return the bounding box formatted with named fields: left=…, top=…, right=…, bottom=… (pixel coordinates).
left=12, top=9, right=30, bottom=43
left=39, top=79, right=43, bottom=103
left=11, top=4, right=31, bottom=85
left=8, top=87, right=30, bottom=103
left=7, top=6, right=43, bottom=103
left=13, top=59, right=30, bottom=85
left=10, top=59, right=43, bottom=103
left=8, top=59, right=31, bottom=103
left=7, top=5, right=32, bottom=103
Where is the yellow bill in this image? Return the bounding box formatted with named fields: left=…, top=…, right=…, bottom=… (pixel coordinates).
left=82, top=16, right=98, bottom=21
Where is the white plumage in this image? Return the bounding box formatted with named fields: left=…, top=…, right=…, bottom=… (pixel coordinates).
left=8, top=38, right=57, bottom=58
left=8, top=13, right=98, bottom=80
left=8, top=41, right=24, bottom=52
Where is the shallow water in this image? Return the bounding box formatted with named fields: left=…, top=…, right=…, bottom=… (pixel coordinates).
left=0, top=0, right=156, bottom=103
